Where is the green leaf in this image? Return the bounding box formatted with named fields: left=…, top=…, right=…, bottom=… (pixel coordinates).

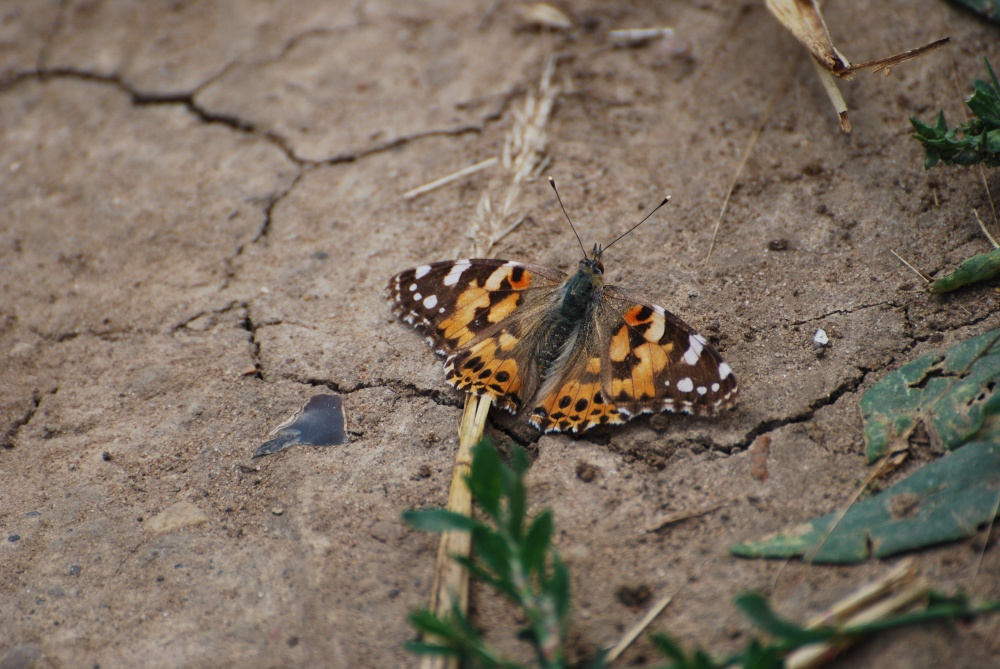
left=929, top=247, right=1000, bottom=293
left=549, top=552, right=572, bottom=622
left=404, top=641, right=461, bottom=657
left=403, top=508, right=486, bottom=533
left=735, top=593, right=830, bottom=644
left=862, top=328, right=1000, bottom=462
left=522, top=510, right=553, bottom=577
left=949, top=0, right=1000, bottom=23
left=468, top=439, right=505, bottom=519
left=409, top=609, right=466, bottom=641
left=471, top=525, right=515, bottom=584
left=730, top=439, right=1000, bottom=563
left=912, top=59, right=1000, bottom=167
left=505, top=447, right=529, bottom=540
left=650, top=634, right=691, bottom=666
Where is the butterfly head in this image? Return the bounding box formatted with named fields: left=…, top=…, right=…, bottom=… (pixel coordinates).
left=582, top=243, right=605, bottom=275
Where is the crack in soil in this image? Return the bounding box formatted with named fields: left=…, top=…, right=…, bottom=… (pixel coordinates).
left=2, top=390, right=42, bottom=449
left=786, top=299, right=903, bottom=327
left=238, top=309, right=263, bottom=380
left=734, top=365, right=874, bottom=453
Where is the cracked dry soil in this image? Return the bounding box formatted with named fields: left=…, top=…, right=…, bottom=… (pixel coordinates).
left=1, top=2, right=999, bottom=668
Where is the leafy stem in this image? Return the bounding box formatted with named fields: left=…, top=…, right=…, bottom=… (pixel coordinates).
left=911, top=58, right=1000, bottom=168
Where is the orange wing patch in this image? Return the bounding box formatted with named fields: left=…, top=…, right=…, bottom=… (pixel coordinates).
left=435, top=264, right=534, bottom=349
left=529, top=357, right=625, bottom=432
left=445, top=335, right=524, bottom=412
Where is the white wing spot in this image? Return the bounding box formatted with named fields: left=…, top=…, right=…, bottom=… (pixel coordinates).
left=719, top=362, right=732, bottom=379
left=697, top=386, right=708, bottom=395
left=663, top=379, right=670, bottom=387
left=413, top=292, right=422, bottom=301
left=443, top=262, right=470, bottom=287
left=683, top=334, right=703, bottom=365
left=408, top=283, right=418, bottom=292
left=414, top=265, right=432, bottom=279
left=711, top=382, right=720, bottom=392
left=677, top=377, right=694, bottom=393
left=439, top=307, right=446, bottom=313
left=423, top=295, right=438, bottom=309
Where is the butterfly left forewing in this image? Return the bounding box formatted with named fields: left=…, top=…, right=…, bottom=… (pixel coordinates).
left=387, top=258, right=565, bottom=413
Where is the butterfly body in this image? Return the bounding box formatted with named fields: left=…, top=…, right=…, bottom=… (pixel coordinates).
left=388, top=250, right=738, bottom=433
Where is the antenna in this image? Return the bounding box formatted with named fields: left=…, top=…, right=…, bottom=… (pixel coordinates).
left=601, top=195, right=671, bottom=254
left=548, top=177, right=588, bottom=260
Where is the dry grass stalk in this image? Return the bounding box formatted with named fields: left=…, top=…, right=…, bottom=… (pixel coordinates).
left=517, top=3, right=573, bottom=31
left=706, top=59, right=798, bottom=260
left=403, top=157, right=499, bottom=200
left=421, top=393, right=493, bottom=669
left=604, top=588, right=677, bottom=663
left=889, top=249, right=932, bottom=285
left=765, top=0, right=949, bottom=133
left=420, top=56, right=561, bottom=669
left=642, top=501, right=726, bottom=534
left=786, top=560, right=926, bottom=669
left=463, top=54, right=560, bottom=257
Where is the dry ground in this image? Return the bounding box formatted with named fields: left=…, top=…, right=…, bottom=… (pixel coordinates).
left=1, top=1, right=999, bottom=667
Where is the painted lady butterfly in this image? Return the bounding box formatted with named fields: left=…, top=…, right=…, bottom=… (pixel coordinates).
left=387, top=193, right=738, bottom=433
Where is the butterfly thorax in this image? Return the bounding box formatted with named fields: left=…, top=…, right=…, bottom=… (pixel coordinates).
left=535, top=258, right=604, bottom=379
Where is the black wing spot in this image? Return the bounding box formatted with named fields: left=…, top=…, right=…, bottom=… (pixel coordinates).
left=495, top=370, right=510, bottom=383
left=593, top=391, right=604, bottom=404
left=635, top=305, right=654, bottom=321
left=477, top=369, right=492, bottom=380
left=574, top=398, right=589, bottom=412
left=466, top=356, right=484, bottom=372
left=558, top=396, right=572, bottom=409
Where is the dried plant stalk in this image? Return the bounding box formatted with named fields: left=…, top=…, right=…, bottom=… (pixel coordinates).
left=464, top=54, right=560, bottom=256
left=421, top=393, right=492, bottom=669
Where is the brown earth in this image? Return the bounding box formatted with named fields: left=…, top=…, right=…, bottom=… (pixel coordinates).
left=2, top=1, right=999, bottom=667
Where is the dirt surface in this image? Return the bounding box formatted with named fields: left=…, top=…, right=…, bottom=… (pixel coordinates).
left=2, top=1, right=999, bottom=667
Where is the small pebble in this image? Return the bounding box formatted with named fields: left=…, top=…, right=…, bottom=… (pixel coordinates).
left=101, top=451, right=111, bottom=461
left=271, top=508, right=284, bottom=516
left=813, top=328, right=829, bottom=348
left=69, top=565, right=81, bottom=576
left=156, top=575, right=165, bottom=582
left=768, top=238, right=789, bottom=251
left=8, top=534, right=20, bottom=542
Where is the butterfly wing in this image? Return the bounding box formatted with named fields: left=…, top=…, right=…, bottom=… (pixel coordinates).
left=529, top=286, right=738, bottom=432
left=388, top=259, right=565, bottom=413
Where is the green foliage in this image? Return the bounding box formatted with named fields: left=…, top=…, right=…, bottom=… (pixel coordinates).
left=732, top=329, right=1000, bottom=563
left=405, top=439, right=1000, bottom=667
left=403, top=440, right=571, bottom=669
left=949, top=0, right=1000, bottom=24
left=730, top=440, right=1000, bottom=563
left=911, top=59, right=1000, bottom=168
left=930, top=246, right=1000, bottom=293
left=862, top=328, right=1000, bottom=462
left=649, top=592, right=1000, bottom=669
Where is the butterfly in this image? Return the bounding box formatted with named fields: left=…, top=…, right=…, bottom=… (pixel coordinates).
left=386, top=188, right=738, bottom=433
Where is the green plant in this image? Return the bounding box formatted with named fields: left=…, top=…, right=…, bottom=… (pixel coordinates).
left=404, top=441, right=570, bottom=668
left=911, top=58, right=1000, bottom=167
left=404, top=439, right=1000, bottom=668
